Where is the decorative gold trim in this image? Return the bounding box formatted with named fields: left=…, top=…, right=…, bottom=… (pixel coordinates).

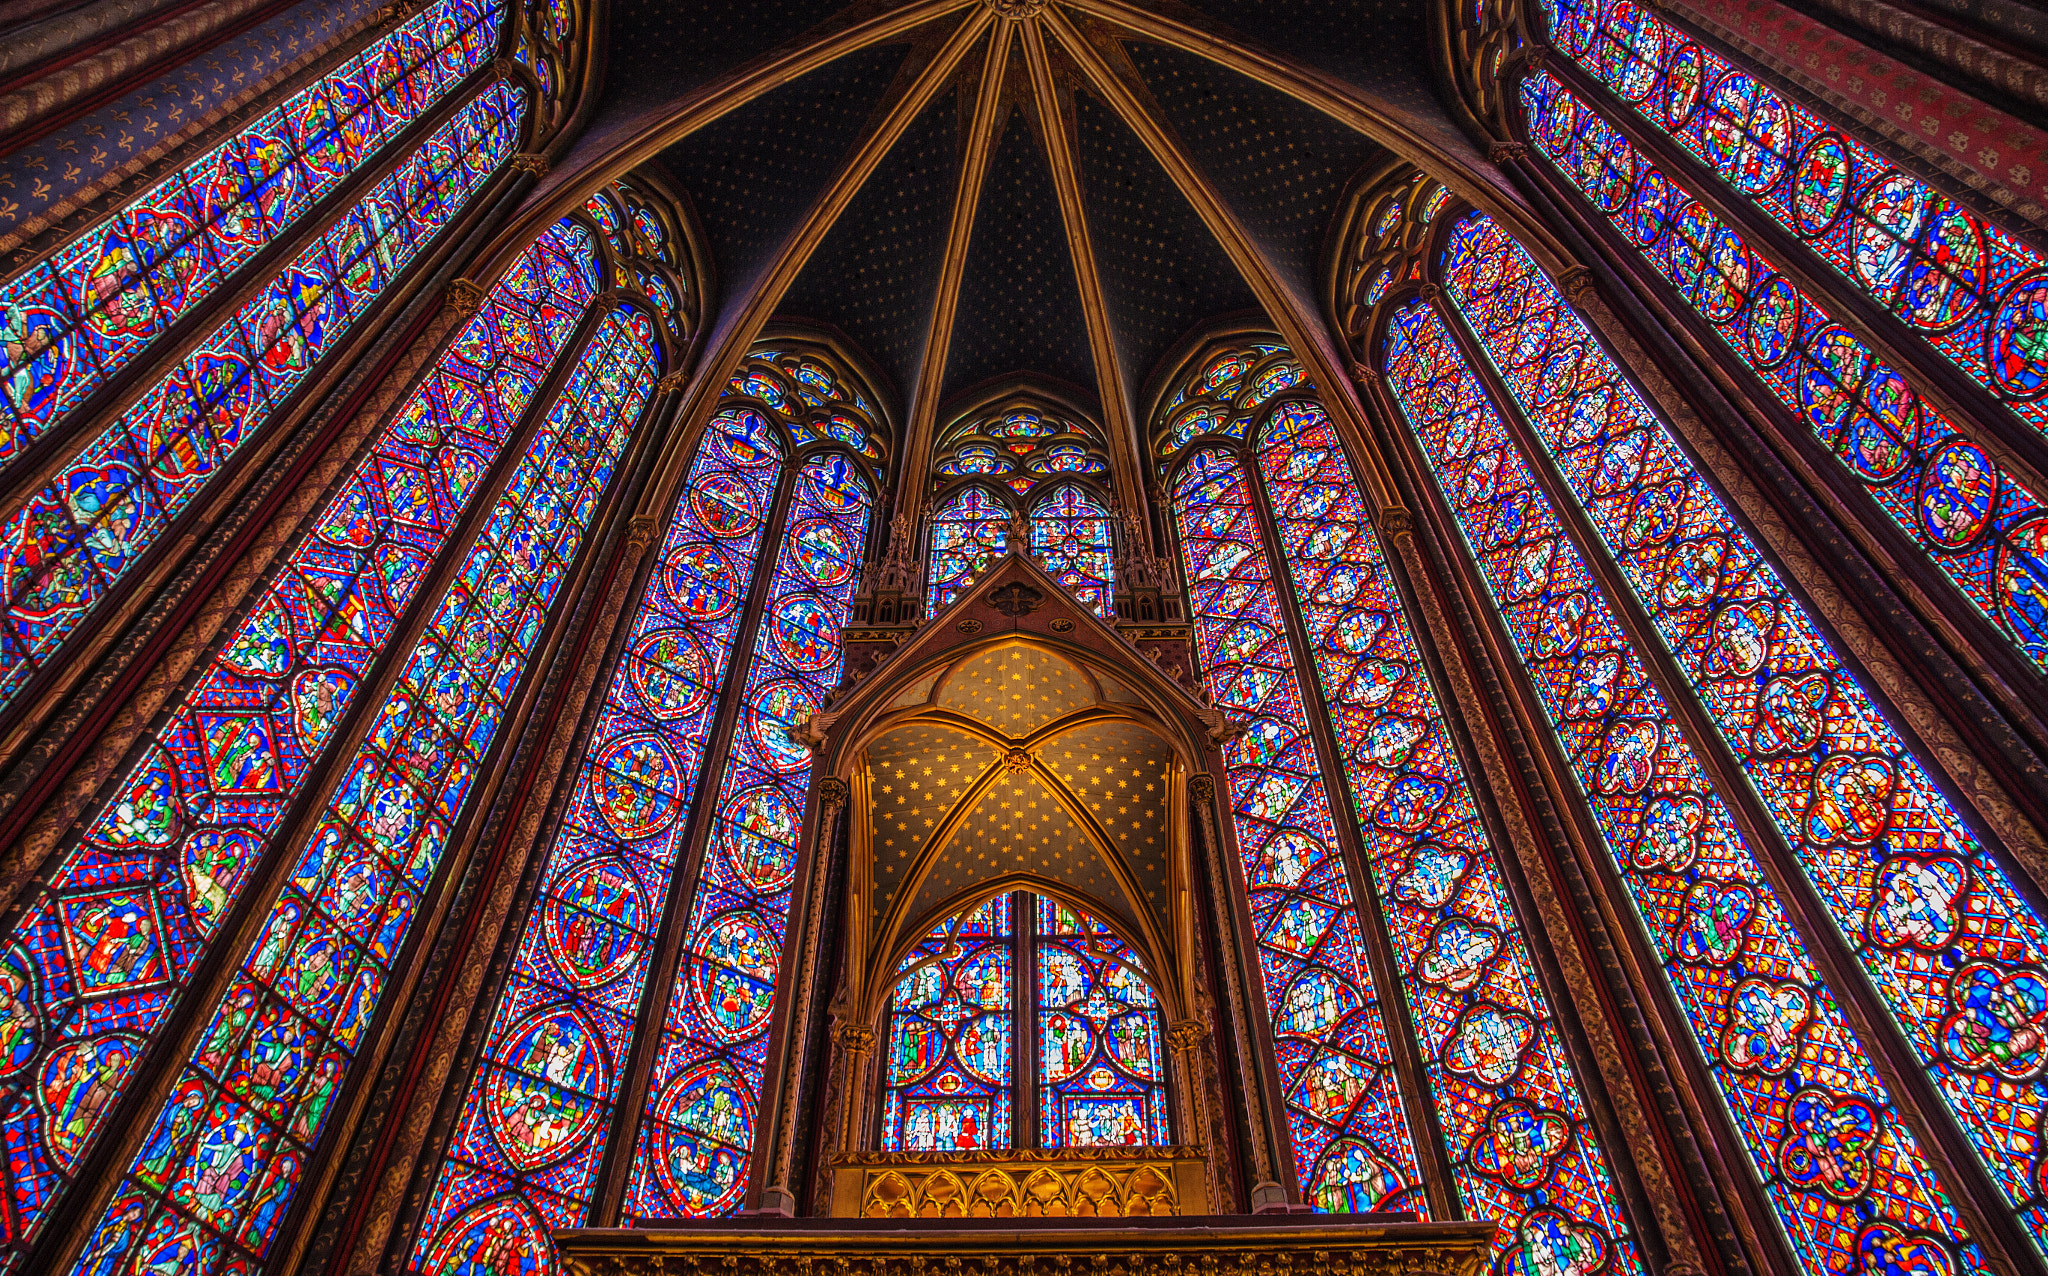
left=834, top=1148, right=1206, bottom=1219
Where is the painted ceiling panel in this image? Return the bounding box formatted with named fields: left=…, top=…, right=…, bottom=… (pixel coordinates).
left=1124, top=40, right=1386, bottom=300
left=940, top=107, right=1097, bottom=402
left=780, top=87, right=962, bottom=409
left=936, top=642, right=1097, bottom=737
left=867, top=721, right=1004, bottom=929
left=1072, top=91, right=1260, bottom=400
left=656, top=44, right=911, bottom=303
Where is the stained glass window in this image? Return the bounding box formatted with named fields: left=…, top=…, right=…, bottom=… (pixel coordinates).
left=1152, top=345, right=1310, bottom=462
left=1030, top=485, right=1114, bottom=618
left=882, top=896, right=1016, bottom=1152
left=1381, top=213, right=2018, bottom=1272
left=0, top=0, right=505, bottom=469
left=0, top=80, right=526, bottom=716
left=876, top=892, right=1172, bottom=1153
left=932, top=406, right=1109, bottom=508
left=1170, top=447, right=1425, bottom=1213
left=1520, top=71, right=2048, bottom=673
left=0, top=217, right=598, bottom=1270
left=1439, top=211, right=2048, bottom=1255
left=1251, top=397, right=1638, bottom=1264
left=75, top=297, right=659, bottom=1273
left=1035, top=898, right=1169, bottom=1150
left=410, top=407, right=783, bottom=1268
left=927, top=485, right=1010, bottom=614
left=1539, top=0, right=2048, bottom=443
left=622, top=451, right=873, bottom=1221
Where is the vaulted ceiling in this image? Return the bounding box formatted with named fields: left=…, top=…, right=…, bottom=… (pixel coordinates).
left=577, top=0, right=1501, bottom=490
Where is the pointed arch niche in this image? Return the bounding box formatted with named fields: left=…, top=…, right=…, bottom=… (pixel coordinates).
left=751, top=551, right=1275, bottom=1222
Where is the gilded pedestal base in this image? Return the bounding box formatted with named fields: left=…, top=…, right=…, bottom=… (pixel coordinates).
left=556, top=1217, right=1497, bottom=1276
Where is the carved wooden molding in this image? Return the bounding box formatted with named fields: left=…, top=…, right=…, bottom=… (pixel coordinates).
left=557, top=1219, right=1498, bottom=1276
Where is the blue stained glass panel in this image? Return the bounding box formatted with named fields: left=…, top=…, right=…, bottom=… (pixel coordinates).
left=1441, top=209, right=2048, bottom=1253
left=882, top=897, right=1015, bottom=1153
left=0, top=0, right=505, bottom=469
left=928, top=485, right=1008, bottom=614
left=0, top=81, right=525, bottom=714
left=0, top=219, right=598, bottom=1269
left=408, top=406, right=783, bottom=1271
left=71, top=301, right=656, bottom=1274
left=1385, top=293, right=1984, bottom=1276
left=1254, top=397, right=1639, bottom=1267
left=1030, top=485, right=1114, bottom=619
left=1540, top=0, right=2048, bottom=451
left=1170, top=447, right=1426, bottom=1213
left=1035, top=898, right=1169, bottom=1150
left=1521, top=71, right=2048, bottom=674
left=622, top=452, right=872, bottom=1221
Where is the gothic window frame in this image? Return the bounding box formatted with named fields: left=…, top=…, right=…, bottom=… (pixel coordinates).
left=1151, top=328, right=1645, bottom=1265
left=15, top=178, right=683, bottom=1274
left=398, top=331, right=890, bottom=1264
left=1496, top=0, right=2048, bottom=687
left=872, top=886, right=1178, bottom=1156
left=0, top=0, right=566, bottom=745
left=1356, top=192, right=2048, bottom=1276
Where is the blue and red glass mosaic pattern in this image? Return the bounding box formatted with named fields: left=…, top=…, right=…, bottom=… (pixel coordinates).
left=1385, top=294, right=1986, bottom=1276
left=1521, top=72, right=2048, bottom=674
left=0, top=81, right=525, bottom=716
left=0, top=219, right=596, bottom=1269
left=71, top=299, right=656, bottom=1274
left=408, top=406, right=784, bottom=1273
left=622, top=452, right=872, bottom=1221
left=927, top=485, right=1008, bottom=615
left=1255, top=398, right=1639, bottom=1269
left=1035, top=898, right=1169, bottom=1150
left=0, top=0, right=504, bottom=469
left=1541, top=0, right=2048, bottom=444
left=1442, top=210, right=2048, bottom=1256
left=882, top=896, right=1015, bottom=1153
left=1170, top=448, right=1426, bottom=1213
left=1030, top=484, right=1114, bottom=619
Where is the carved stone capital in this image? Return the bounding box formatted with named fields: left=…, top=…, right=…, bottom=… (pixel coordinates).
left=655, top=370, right=686, bottom=395
left=1557, top=265, right=1597, bottom=306
left=818, top=775, right=850, bottom=816
left=1350, top=362, right=1375, bottom=384
left=1167, top=1019, right=1211, bottom=1053
left=507, top=152, right=549, bottom=178
left=1418, top=282, right=1442, bottom=303
left=1376, top=505, right=1414, bottom=544
left=1522, top=47, right=1548, bottom=74
left=443, top=278, right=487, bottom=317
left=624, top=515, right=660, bottom=560
left=1489, top=141, right=1527, bottom=164
left=982, top=0, right=1047, bottom=16
left=1188, top=773, right=1216, bottom=804
left=835, top=1023, right=876, bottom=1055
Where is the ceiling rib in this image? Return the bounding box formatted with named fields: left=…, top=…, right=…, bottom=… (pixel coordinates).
left=898, top=20, right=1016, bottom=518
left=1062, top=0, right=1575, bottom=276
left=1041, top=8, right=1410, bottom=521
left=468, top=0, right=983, bottom=293
left=1020, top=17, right=1146, bottom=544
left=638, top=9, right=996, bottom=522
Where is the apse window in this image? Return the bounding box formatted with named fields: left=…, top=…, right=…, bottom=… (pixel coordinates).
left=881, top=893, right=1173, bottom=1152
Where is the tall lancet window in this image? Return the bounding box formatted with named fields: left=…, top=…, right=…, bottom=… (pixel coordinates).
left=1157, top=342, right=1635, bottom=1271
left=930, top=404, right=1115, bottom=616
left=41, top=184, right=677, bottom=1273
left=1030, top=485, right=1115, bottom=619
left=1520, top=0, right=2048, bottom=675
left=927, top=485, right=1011, bottom=614
left=1378, top=206, right=2048, bottom=1276
left=0, top=0, right=527, bottom=716
left=877, top=893, right=1171, bottom=1154
left=410, top=343, right=884, bottom=1266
